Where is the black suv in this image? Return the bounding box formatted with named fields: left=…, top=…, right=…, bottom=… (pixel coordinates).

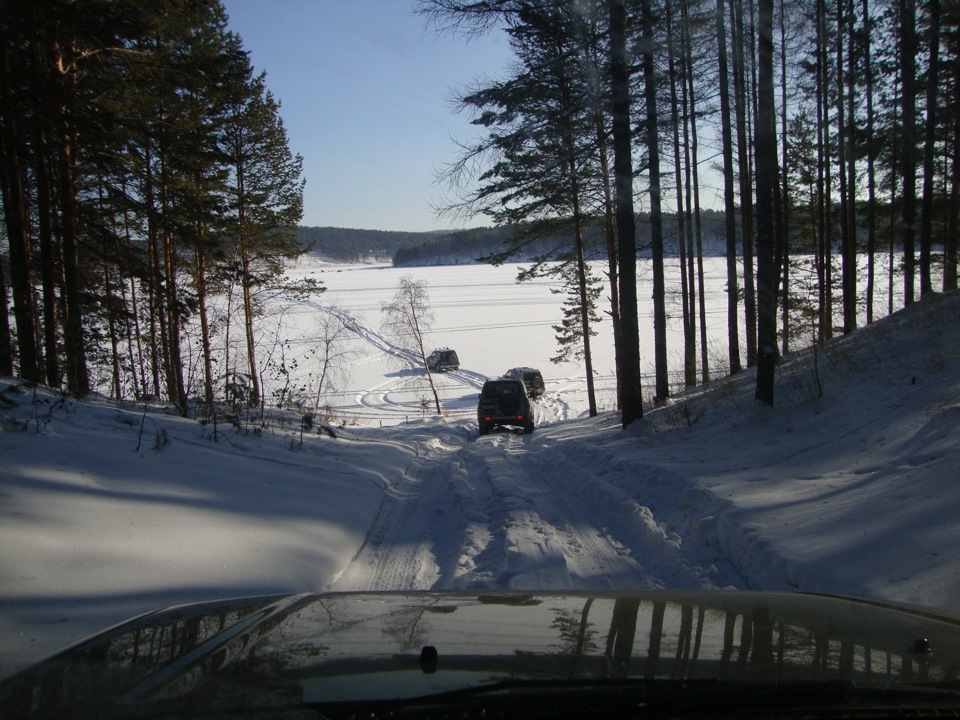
left=426, top=348, right=460, bottom=372
left=503, top=367, right=545, bottom=399
left=477, top=379, right=535, bottom=435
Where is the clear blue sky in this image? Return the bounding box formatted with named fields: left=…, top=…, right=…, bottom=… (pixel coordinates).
left=221, top=0, right=511, bottom=232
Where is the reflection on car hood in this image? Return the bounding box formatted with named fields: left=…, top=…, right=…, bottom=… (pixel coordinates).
left=2, top=590, right=959, bottom=718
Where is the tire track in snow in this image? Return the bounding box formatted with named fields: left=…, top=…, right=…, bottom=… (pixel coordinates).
left=525, top=443, right=705, bottom=589
left=316, top=296, right=727, bottom=593
left=535, top=392, right=569, bottom=423
left=329, top=428, right=475, bottom=592
left=313, top=302, right=491, bottom=423
left=541, top=436, right=747, bottom=591
left=332, top=420, right=729, bottom=594
left=459, top=431, right=657, bottom=589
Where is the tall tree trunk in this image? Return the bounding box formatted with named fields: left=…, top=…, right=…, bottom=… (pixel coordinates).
left=53, top=36, right=88, bottom=396
left=667, top=0, right=696, bottom=388
left=104, top=265, right=123, bottom=399
left=575, top=220, right=599, bottom=417
left=596, top=112, right=623, bottom=408
left=240, top=243, right=261, bottom=409
left=232, top=129, right=262, bottom=410
left=816, top=0, right=828, bottom=341
left=30, top=32, right=60, bottom=388
left=919, top=0, right=940, bottom=297
left=0, top=146, right=41, bottom=386
left=835, top=0, right=849, bottom=328
left=946, top=66, right=959, bottom=292
left=682, top=0, right=710, bottom=383
left=35, top=134, right=60, bottom=388
left=836, top=0, right=856, bottom=334
left=817, top=0, right=835, bottom=341
left=223, top=281, right=235, bottom=402
left=642, top=0, right=669, bottom=403
left=731, top=0, right=757, bottom=366
left=900, top=0, right=917, bottom=306
left=778, top=2, right=790, bottom=354
left=144, top=146, right=165, bottom=400
left=159, top=140, right=187, bottom=415
left=196, top=234, right=216, bottom=408
left=121, top=275, right=145, bottom=401
left=557, top=55, right=599, bottom=419
left=0, top=251, right=13, bottom=377
left=756, top=0, right=777, bottom=405
left=608, top=0, right=643, bottom=426
left=844, top=0, right=857, bottom=330
left=888, top=79, right=900, bottom=316
left=717, top=0, right=742, bottom=375
left=863, top=0, right=878, bottom=321
left=0, top=18, right=42, bottom=383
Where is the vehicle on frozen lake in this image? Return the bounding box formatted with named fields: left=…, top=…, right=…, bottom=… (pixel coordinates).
left=503, top=366, right=545, bottom=398
left=426, top=348, right=460, bottom=372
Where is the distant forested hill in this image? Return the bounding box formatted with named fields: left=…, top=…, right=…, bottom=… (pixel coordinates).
left=296, top=225, right=522, bottom=265
left=296, top=227, right=434, bottom=262
left=298, top=211, right=729, bottom=267
left=392, top=226, right=518, bottom=266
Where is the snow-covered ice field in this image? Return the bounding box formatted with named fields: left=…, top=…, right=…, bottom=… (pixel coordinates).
left=2, top=258, right=958, bottom=683
left=273, top=256, right=734, bottom=425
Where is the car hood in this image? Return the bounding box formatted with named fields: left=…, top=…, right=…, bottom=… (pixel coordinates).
left=3, top=590, right=959, bottom=718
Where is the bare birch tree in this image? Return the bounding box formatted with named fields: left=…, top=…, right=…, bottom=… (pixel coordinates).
left=381, top=276, right=442, bottom=415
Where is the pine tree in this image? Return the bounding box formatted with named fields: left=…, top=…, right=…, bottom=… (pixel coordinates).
left=0, top=0, right=309, bottom=408
left=716, top=0, right=743, bottom=375
left=919, top=0, right=941, bottom=297
left=901, top=0, right=918, bottom=305
left=437, top=2, right=611, bottom=416
left=0, top=0, right=43, bottom=384
left=640, top=0, right=670, bottom=402
left=221, top=67, right=305, bottom=409
left=608, top=0, right=644, bottom=425
left=550, top=261, right=603, bottom=366
left=755, top=0, right=777, bottom=405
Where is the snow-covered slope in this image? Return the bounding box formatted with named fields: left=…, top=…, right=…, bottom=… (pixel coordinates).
left=1, top=289, right=958, bottom=682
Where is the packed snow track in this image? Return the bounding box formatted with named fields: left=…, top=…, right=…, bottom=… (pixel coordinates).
left=330, top=419, right=741, bottom=593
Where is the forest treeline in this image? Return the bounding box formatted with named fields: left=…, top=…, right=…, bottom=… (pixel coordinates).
left=300, top=224, right=561, bottom=265
left=319, top=209, right=726, bottom=265
left=419, top=0, right=958, bottom=418
left=1, top=0, right=958, bottom=425
left=0, top=0, right=308, bottom=414
left=298, top=226, right=447, bottom=263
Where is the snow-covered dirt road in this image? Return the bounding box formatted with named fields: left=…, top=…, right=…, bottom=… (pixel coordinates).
left=330, top=416, right=744, bottom=594
left=324, top=305, right=741, bottom=595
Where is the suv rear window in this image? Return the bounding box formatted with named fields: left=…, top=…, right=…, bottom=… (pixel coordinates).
left=482, top=381, right=524, bottom=400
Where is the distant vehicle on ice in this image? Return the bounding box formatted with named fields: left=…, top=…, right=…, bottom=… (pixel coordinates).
left=503, top=366, right=545, bottom=399
left=426, top=348, right=460, bottom=372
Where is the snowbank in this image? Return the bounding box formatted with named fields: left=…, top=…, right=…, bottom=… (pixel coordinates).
left=2, top=289, right=959, bottom=683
